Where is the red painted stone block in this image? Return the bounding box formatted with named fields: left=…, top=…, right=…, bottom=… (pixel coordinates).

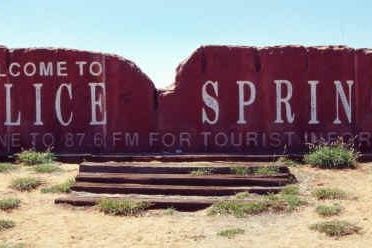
left=0, top=44, right=369, bottom=156
left=355, top=49, right=372, bottom=152
left=0, top=46, right=157, bottom=154
left=158, top=46, right=262, bottom=153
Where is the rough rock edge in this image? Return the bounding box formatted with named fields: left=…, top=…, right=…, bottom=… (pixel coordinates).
left=0, top=45, right=156, bottom=90
left=160, top=44, right=372, bottom=96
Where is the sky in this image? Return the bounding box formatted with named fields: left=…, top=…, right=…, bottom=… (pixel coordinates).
left=0, top=0, right=371, bottom=88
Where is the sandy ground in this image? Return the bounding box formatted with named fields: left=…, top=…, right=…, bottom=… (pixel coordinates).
left=0, top=162, right=371, bottom=248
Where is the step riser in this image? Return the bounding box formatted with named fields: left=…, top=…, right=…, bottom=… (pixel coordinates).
left=79, top=165, right=289, bottom=174
left=55, top=198, right=213, bottom=211
left=71, top=186, right=282, bottom=196
left=76, top=176, right=289, bottom=187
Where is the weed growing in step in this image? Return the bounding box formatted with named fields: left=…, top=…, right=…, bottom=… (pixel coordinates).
left=15, top=149, right=55, bottom=166
left=190, top=168, right=213, bottom=176
left=10, top=177, right=42, bottom=192
left=234, top=192, right=251, bottom=200
left=0, top=164, right=17, bottom=173
left=164, top=207, right=176, bottom=215
left=304, top=140, right=358, bottom=169
left=33, top=164, right=61, bottom=173
left=310, top=220, right=361, bottom=237
left=230, top=167, right=250, bottom=175
left=209, top=200, right=268, bottom=218
left=253, top=166, right=280, bottom=175
left=98, top=198, right=150, bottom=216
left=41, top=178, right=75, bottom=194
left=209, top=191, right=306, bottom=218
left=217, top=228, right=245, bottom=239
left=312, top=188, right=348, bottom=200
left=264, top=193, right=307, bottom=212
left=315, top=204, right=343, bottom=217
left=277, top=156, right=300, bottom=167
left=0, top=220, right=15, bottom=232
left=0, top=198, right=21, bottom=211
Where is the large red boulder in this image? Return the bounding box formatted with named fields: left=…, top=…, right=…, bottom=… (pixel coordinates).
left=159, top=45, right=358, bottom=154
left=0, top=46, right=156, bottom=154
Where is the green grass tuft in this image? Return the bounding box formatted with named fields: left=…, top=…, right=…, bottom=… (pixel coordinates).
left=0, top=163, right=17, bottom=173
left=315, top=204, right=343, bottom=217
left=163, top=207, right=176, bottom=215
left=210, top=189, right=306, bottom=218
left=310, top=220, right=361, bottom=237
left=10, top=177, right=42, bottom=191
left=254, top=166, right=280, bottom=175
left=15, top=149, right=55, bottom=166
left=0, top=198, right=21, bottom=211
left=0, top=220, right=15, bottom=231
left=281, top=185, right=300, bottom=195
left=234, top=192, right=251, bottom=200
left=217, top=228, right=245, bottom=239
left=209, top=200, right=268, bottom=218
left=230, top=167, right=250, bottom=175
left=312, top=188, right=348, bottom=200
left=277, top=157, right=300, bottom=167
left=98, top=198, right=150, bottom=216
left=41, top=178, right=75, bottom=194
left=33, top=164, right=61, bottom=173
left=304, top=142, right=358, bottom=169
left=190, top=168, right=213, bottom=176
left=0, top=243, right=25, bottom=248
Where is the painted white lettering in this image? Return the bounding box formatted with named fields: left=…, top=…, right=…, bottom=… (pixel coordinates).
left=55, top=83, right=73, bottom=126
left=4, top=84, right=21, bottom=126
left=202, top=80, right=219, bottom=125
left=39, top=62, right=53, bottom=76
left=237, top=80, right=256, bottom=124
left=57, top=61, right=67, bottom=76
left=33, top=83, right=43, bottom=125
left=24, top=62, right=36, bottom=77
left=76, top=61, right=87, bottom=76
left=89, top=62, right=103, bottom=76
left=89, top=82, right=107, bottom=125
left=9, top=63, right=20, bottom=77
left=308, top=80, right=319, bottom=124
left=274, top=80, right=295, bottom=123
left=333, top=80, right=354, bottom=124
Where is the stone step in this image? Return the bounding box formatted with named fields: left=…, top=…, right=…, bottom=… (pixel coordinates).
left=55, top=195, right=219, bottom=211
left=71, top=182, right=284, bottom=196
left=76, top=172, right=291, bottom=186
left=79, top=162, right=289, bottom=174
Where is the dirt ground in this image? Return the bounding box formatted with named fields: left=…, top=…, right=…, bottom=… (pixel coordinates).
left=0, top=162, right=371, bottom=248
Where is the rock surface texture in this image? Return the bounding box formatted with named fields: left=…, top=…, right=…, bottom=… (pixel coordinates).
left=0, top=45, right=371, bottom=155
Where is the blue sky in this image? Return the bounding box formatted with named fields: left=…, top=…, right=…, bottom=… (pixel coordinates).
left=0, top=0, right=371, bottom=88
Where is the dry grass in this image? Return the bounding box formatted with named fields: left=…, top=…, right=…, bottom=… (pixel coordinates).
left=312, top=187, right=348, bottom=200
left=0, top=164, right=17, bottom=173
left=41, top=178, right=75, bottom=194
left=0, top=220, right=15, bottom=232
left=310, top=220, right=361, bottom=237
left=0, top=162, right=371, bottom=247
left=10, top=177, right=42, bottom=192
left=217, top=228, right=245, bottom=239
left=98, top=199, right=150, bottom=216
left=315, top=204, right=343, bottom=217
left=0, top=198, right=21, bottom=212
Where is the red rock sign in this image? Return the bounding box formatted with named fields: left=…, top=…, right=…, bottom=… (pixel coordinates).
left=0, top=45, right=371, bottom=155
left=0, top=46, right=156, bottom=154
